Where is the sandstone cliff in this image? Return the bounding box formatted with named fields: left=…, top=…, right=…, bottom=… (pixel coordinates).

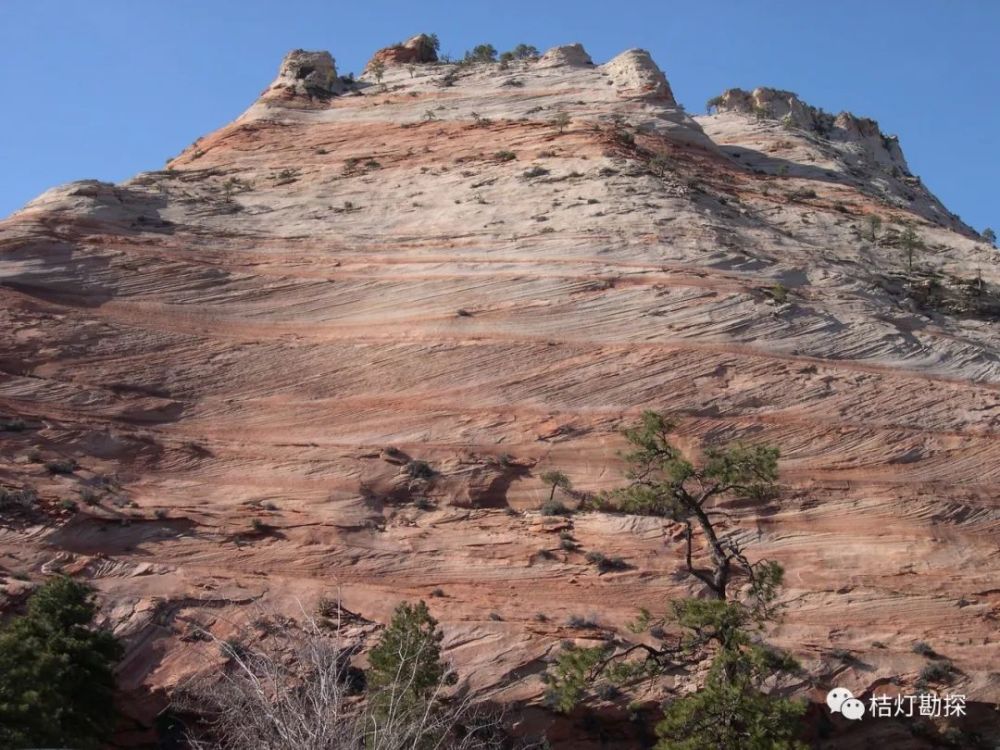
left=1, top=40, right=998, bottom=747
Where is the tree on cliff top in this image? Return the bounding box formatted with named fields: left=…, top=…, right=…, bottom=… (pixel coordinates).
left=0, top=576, right=123, bottom=750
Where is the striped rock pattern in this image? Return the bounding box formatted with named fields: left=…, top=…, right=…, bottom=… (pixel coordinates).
left=1, top=42, right=998, bottom=745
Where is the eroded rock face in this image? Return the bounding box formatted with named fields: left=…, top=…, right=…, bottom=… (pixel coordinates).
left=365, top=33, right=439, bottom=71
left=537, top=43, right=593, bottom=67
left=601, top=49, right=675, bottom=104
left=704, top=86, right=966, bottom=231
left=264, top=49, right=343, bottom=99
left=2, top=38, right=999, bottom=749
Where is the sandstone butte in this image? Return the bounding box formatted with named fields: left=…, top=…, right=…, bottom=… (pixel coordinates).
left=1, top=34, right=999, bottom=748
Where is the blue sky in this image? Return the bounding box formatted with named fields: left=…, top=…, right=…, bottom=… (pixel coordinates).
left=1, top=1, right=996, bottom=234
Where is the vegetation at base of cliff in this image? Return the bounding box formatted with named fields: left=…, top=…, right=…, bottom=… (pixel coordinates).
left=546, top=411, right=806, bottom=749
left=177, top=600, right=532, bottom=750
left=0, top=576, right=123, bottom=750
left=366, top=600, right=451, bottom=743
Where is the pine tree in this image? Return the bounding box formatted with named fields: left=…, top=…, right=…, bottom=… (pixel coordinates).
left=539, top=469, right=571, bottom=503
left=0, top=577, right=123, bottom=750
left=366, top=600, right=451, bottom=746
left=653, top=575, right=806, bottom=750
left=900, top=224, right=921, bottom=272
left=545, top=412, right=805, bottom=749
left=464, top=44, right=498, bottom=63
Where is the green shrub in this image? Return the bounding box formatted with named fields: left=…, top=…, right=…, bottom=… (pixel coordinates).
left=250, top=518, right=270, bottom=533
left=540, top=499, right=572, bottom=516
left=0, top=486, right=37, bottom=509
left=566, top=614, right=599, bottom=629
left=585, top=551, right=628, bottom=573
left=0, top=577, right=123, bottom=750
left=919, top=660, right=952, bottom=683
left=403, top=459, right=434, bottom=479
left=220, top=638, right=247, bottom=661
left=522, top=165, right=550, bottom=179
left=45, top=458, right=77, bottom=475
left=494, top=150, right=516, bottom=162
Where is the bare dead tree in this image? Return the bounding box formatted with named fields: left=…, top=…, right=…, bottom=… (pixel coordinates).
left=174, top=604, right=510, bottom=750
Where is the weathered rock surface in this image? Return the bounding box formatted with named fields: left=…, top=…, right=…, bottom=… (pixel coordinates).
left=2, top=38, right=999, bottom=747
left=365, top=33, right=439, bottom=71
left=537, top=43, right=593, bottom=68
left=263, top=49, right=343, bottom=100
left=601, top=49, right=675, bottom=103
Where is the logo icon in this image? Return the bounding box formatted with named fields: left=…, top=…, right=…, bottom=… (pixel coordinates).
left=827, top=687, right=865, bottom=720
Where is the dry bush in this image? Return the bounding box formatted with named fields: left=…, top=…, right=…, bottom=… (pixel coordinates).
left=174, top=605, right=517, bottom=750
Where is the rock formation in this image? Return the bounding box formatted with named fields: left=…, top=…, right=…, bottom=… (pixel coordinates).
left=2, top=38, right=999, bottom=748
left=706, top=86, right=967, bottom=232
left=263, top=49, right=343, bottom=100
left=537, top=42, right=593, bottom=67
left=601, top=48, right=676, bottom=103
left=364, top=33, right=439, bottom=72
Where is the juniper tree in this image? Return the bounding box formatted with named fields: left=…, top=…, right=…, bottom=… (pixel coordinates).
left=983, top=227, right=996, bottom=247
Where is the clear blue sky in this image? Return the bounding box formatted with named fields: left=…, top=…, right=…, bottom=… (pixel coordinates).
left=1, top=1, right=996, bottom=233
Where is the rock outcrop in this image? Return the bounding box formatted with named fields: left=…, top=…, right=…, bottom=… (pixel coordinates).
left=600, top=48, right=675, bottom=104
left=364, top=33, right=438, bottom=72
left=262, top=49, right=343, bottom=99
left=537, top=42, right=593, bottom=67
left=703, top=86, right=972, bottom=233
left=2, top=37, right=999, bottom=749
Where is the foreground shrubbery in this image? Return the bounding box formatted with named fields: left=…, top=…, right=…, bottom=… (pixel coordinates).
left=179, top=600, right=531, bottom=750
left=0, top=577, right=123, bottom=750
